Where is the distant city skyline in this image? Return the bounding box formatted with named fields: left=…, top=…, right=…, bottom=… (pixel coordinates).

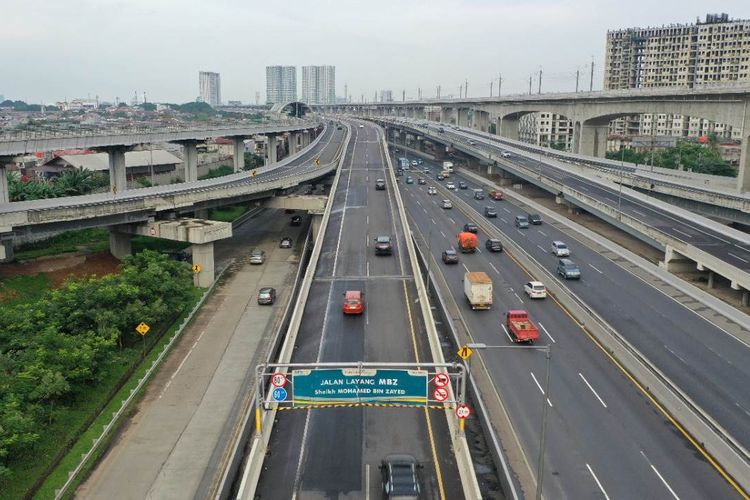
left=2, top=1, right=750, bottom=104
left=198, top=71, right=221, bottom=107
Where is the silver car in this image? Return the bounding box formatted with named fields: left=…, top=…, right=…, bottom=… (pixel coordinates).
left=249, top=249, right=266, bottom=265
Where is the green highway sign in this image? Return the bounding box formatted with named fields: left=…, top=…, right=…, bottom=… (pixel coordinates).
left=292, top=368, right=428, bottom=406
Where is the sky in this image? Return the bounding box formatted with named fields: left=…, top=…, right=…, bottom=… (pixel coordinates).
left=2, top=0, right=749, bottom=105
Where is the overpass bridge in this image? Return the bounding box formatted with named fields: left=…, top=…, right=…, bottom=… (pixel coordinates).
left=0, top=120, right=321, bottom=203
left=319, top=86, right=750, bottom=191
left=0, top=124, right=347, bottom=285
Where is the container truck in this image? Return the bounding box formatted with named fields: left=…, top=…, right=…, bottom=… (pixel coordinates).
left=464, top=272, right=493, bottom=310
left=505, top=310, right=540, bottom=343
left=457, top=232, right=478, bottom=253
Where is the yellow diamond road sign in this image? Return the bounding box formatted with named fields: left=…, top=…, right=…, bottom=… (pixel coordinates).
left=192, top=264, right=201, bottom=273
left=457, top=345, right=473, bottom=360
left=136, top=322, right=150, bottom=336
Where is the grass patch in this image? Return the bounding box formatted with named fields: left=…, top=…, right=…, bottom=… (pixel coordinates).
left=4, top=286, right=205, bottom=500
left=198, top=164, right=234, bottom=180
left=14, top=229, right=109, bottom=261
left=0, top=273, right=50, bottom=304
left=131, top=236, right=190, bottom=254
left=209, top=205, right=247, bottom=222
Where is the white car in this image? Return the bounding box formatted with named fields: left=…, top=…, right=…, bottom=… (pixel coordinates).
left=428, top=186, right=437, bottom=195
left=551, top=240, right=571, bottom=257
left=501, top=151, right=511, bottom=158
left=446, top=182, right=456, bottom=190
left=524, top=281, right=547, bottom=299
left=441, top=199, right=453, bottom=209
left=359, top=124, right=364, bottom=128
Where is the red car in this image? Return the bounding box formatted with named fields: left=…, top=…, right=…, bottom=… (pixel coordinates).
left=489, top=190, right=504, bottom=200
left=343, top=290, right=364, bottom=315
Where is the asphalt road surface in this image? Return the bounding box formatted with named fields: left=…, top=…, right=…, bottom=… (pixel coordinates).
left=397, top=156, right=740, bottom=499
left=255, top=122, right=464, bottom=499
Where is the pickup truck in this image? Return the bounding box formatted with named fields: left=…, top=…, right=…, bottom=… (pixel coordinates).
left=464, top=271, right=492, bottom=310
left=506, top=310, right=540, bottom=343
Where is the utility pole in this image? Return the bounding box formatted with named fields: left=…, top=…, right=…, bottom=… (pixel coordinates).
left=402, top=89, right=406, bottom=102
left=528, top=75, right=532, bottom=95
left=459, top=84, right=463, bottom=99
left=344, top=83, right=348, bottom=103
left=538, top=68, right=543, bottom=94
left=575, top=68, right=580, bottom=92
left=498, top=73, right=502, bottom=97
left=361, top=93, right=364, bottom=103
left=465, top=78, right=468, bottom=98
left=490, top=81, right=494, bottom=97
left=589, top=57, right=595, bottom=91
left=437, top=85, right=441, bottom=99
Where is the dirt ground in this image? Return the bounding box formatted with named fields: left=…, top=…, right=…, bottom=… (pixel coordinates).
left=0, top=252, right=121, bottom=288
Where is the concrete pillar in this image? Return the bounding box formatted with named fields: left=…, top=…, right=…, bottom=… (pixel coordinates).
left=192, top=242, right=215, bottom=288
left=487, top=164, right=493, bottom=175
left=0, top=160, right=10, bottom=204
left=457, top=109, right=469, bottom=127
left=0, top=240, right=14, bottom=262
left=578, top=124, right=609, bottom=157
left=109, top=228, right=132, bottom=259
left=182, top=141, right=199, bottom=182
left=660, top=246, right=696, bottom=273
left=707, top=270, right=716, bottom=289
left=738, top=132, right=750, bottom=192
left=265, top=135, right=278, bottom=165
left=232, top=138, right=245, bottom=172
left=743, top=290, right=749, bottom=307
left=195, top=209, right=209, bottom=219
left=289, top=132, right=299, bottom=155
left=572, top=121, right=582, bottom=154
left=472, top=110, right=490, bottom=132
left=500, top=116, right=520, bottom=141
left=311, top=214, right=323, bottom=241
left=106, top=147, right=128, bottom=194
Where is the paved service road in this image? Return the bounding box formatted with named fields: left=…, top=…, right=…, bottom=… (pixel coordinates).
left=398, top=156, right=739, bottom=499
left=255, top=122, right=463, bottom=499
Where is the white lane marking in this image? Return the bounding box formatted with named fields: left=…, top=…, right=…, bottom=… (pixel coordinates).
left=366, top=261, right=370, bottom=277
left=580, top=185, right=590, bottom=192
left=366, top=215, right=369, bottom=225
left=728, top=252, right=749, bottom=264
left=476, top=247, right=482, bottom=253
left=462, top=263, right=470, bottom=273
left=502, top=207, right=511, bottom=213
left=538, top=322, right=556, bottom=343
left=501, top=324, right=513, bottom=342
left=431, top=218, right=437, bottom=225
left=500, top=217, right=508, bottom=224
left=489, top=263, right=500, bottom=275
left=735, top=402, right=750, bottom=418
left=514, top=292, right=524, bottom=303
left=536, top=245, right=546, bottom=252
left=538, top=230, right=547, bottom=237
left=672, top=228, right=693, bottom=239
left=516, top=229, right=525, bottom=236
left=365, top=463, right=371, bottom=500
left=589, top=263, right=603, bottom=274
left=665, top=345, right=687, bottom=364
left=530, top=371, right=553, bottom=407
left=448, top=217, right=456, bottom=224
left=633, top=208, right=645, bottom=216
left=440, top=231, right=446, bottom=239
left=416, top=199, right=422, bottom=206
left=365, top=234, right=369, bottom=247
left=423, top=208, right=428, bottom=214
left=586, top=463, right=610, bottom=500
left=579, top=372, right=607, bottom=408
left=159, top=330, right=205, bottom=399
left=640, top=451, right=680, bottom=500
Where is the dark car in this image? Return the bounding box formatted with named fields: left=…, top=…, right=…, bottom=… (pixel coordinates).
left=442, top=249, right=459, bottom=264
left=280, top=237, right=293, bottom=248
left=406, top=176, right=414, bottom=184
left=418, top=178, right=426, bottom=185
left=458, top=181, right=468, bottom=189
left=381, top=454, right=421, bottom=500
left=473, top=189, right=485, bottom=200
left=257, top=287, right=276, bottom=305
left=463, top=223, right=478, bottom=234
left=436, top=174, right=445, bottom=181
left=528, top=213, right=542, bottom=225
left=484, top=206, right=498, bottom=218
left=290, top=215, right=302, bottom=226
left=486, top=239, right=503, bottom=252
left=557, top=258, right=581, bottom=279
left=374, top=235, right=393, bottom=255
left=375, top=178, right=386, bottom=190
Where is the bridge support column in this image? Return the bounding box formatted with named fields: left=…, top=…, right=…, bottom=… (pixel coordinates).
left=195, top=209, right=209, bottom=219
left=743, top=290, right=750, bottom=307
left=738, top=132, right=750, bottom=192
left=457, top=109, right=469, bottom=127
left=472, top=110, right=490, bottom=132
left=311, top=213, right=323, bottom=241
left=181, top=141, right=199, bottom=182
left=232, top=138, right=245, bottom=172
left=192, top=242, right=215, bottom=288
left=660, top=246, right=695, bottom=273
left=707, top=270, right=716, bottom=289
left=578, top=124, right=608, bottom=158
left=109, top=228, right=132, bottom=260
left=289, top=132, right=299, bottom=155
left=105, top=147, right=128, bottom=194
left=0, top=158, right=11, bottom=204
left=265, top=135, right=278, bottom=165
left=500, top=117, right=520, bottom=141
left=0, top=240, right=14, bottom=262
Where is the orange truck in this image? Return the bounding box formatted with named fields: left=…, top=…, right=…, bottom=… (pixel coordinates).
left=457, top=232, right=478, bottom=253
left=505, top=310, right=540, bottom=343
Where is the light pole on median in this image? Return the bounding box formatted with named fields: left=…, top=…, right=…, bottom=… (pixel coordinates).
left=467, top=342, right=552, bottom=500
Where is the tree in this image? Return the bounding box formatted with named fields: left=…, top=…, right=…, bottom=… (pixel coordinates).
left=605, top=147, right=647, bottom=165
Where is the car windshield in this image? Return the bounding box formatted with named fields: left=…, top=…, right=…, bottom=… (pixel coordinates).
left=346, top=299, right=360, bottom=306
left=376, top=237, right=390, bottom=243
left=533, top=284, right=545, bottom=291
left=445, top=250, right=456, bottom=255
left=518, top=217, right=528, bottom=222
left=251, top=250, right=263, bottom=256
left=259, top=291, right=271, bottom=298
left=557, top=243, right=567, bottom=249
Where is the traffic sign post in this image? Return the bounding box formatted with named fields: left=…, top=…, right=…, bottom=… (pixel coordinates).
left=433, top=387, right=449, bottom=402
left=456, top=403, right=471, bottom=433
left=192, top=264, right=201, bottom=274
left=434, top=373, right=450, bottom=388
left=271, top=372, right=287, bottom=388
left=272, top=387, right=288, bottom=402
left=135, top=322, right=150, bottom=358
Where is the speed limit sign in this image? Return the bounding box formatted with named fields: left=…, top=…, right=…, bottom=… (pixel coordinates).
left=456, top=403, right=471, bottom=419
left=271, top=372, right=287, bottom=388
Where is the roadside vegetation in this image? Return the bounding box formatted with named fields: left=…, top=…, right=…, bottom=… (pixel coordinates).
left=0, top=251, right=196, bottom=497
left=7, top=168, right=109, bottom=202
left=605, top=140, right=736, bottom=177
